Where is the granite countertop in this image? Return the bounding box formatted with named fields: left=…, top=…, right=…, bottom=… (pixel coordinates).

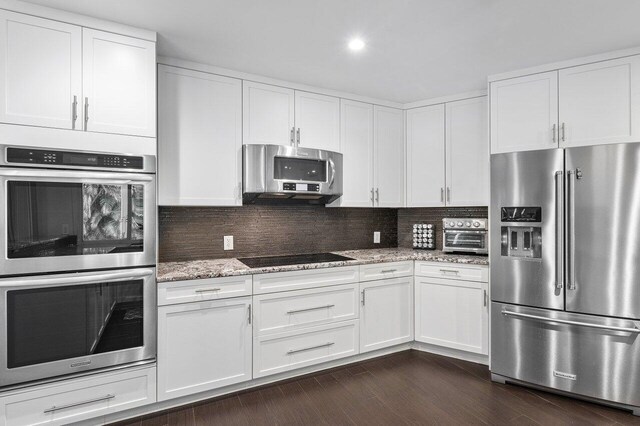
left=157, top=248, right=489, bottom=283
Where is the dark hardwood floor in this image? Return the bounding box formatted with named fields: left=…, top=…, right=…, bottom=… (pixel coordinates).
left=113, top=350, right=640, bottom=426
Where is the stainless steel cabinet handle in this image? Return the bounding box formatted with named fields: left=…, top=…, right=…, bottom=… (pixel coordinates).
left=483, top=290, right=487, bottom=307
left=381, top=269, right=397, bottom=273
left=561, top=122, right=566, bottom=142
left=439, top=269, right=460, bottom=274
left=502, top=309, right=640, bottom=333
left=440, top=188, right=444, bottom=203
left=567, top=170, right=576, bottom=290
left=290, top=127, right=295, bottom=146
left=194, top=288, right=221, bottom=293
left=375, top=188, right=379, bottom=205
left=555, top=171, right=564, bottom=289
left=287, top=304, right=335, bottom=314
left=552, top=123, right=556, bottom=143
left=44, top=394, right=115, bottom=413
left=247, top=304, right=252, bottom=324
left=370, top=188, right=375, bottom=205
left=84, top=97, right=89, bottom=131
left=72, top=95, right=78, bottom=130
left=361, top=289, right=365, bottom=306
left=287, top=342, right=334, bottom=355
left=446, top=187, right=451, bottom=202
left=296, top=128, right=301, bottom=146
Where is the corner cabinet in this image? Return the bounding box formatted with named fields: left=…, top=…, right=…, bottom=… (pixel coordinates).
left=158, top=65, right=242, bottom=206
left=374, top=106, right=405, bottom=207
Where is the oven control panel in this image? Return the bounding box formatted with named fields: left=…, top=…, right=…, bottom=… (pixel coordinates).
left=6, top=147, right=144, bottom=170
left=283, top=182, right=320, bottom=192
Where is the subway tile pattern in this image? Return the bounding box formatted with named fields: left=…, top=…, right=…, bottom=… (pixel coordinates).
left=397, top=207, right=489, bottom=250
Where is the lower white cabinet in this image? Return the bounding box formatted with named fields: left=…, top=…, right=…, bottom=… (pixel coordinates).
left=157, top=297, right=252, bottom=401
left=415, top=275, right=488, bottom=355
left=0, top=365, right=155, bottom=426
left=360, top=276, right=414, bottom=353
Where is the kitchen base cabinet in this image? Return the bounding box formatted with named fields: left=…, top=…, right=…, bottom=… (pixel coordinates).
left=157, top=297, right=252, bottom=401
left=360, top=276, right=414, bottom=353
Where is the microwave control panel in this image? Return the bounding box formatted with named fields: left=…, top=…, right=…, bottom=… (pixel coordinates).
left=6, top=147, right=144, bottom=170
left=283, top=182, right=320, bottom=192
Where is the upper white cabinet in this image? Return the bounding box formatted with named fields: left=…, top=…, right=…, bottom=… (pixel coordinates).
left=294, top=91, right=340, bottom=152
left=0, top=10, right=156, bottom=138
left=406, top=104, right=446, bottom=207
left=446, top=97, right=489, bottom=206
left=242, top=81, right=295, bottom=146
left=490, top=71, right=558, bottom=154
left=158, top=65, right=242, bottom=206
left=82, top=29, right=156, bottom=137
left=374, top=106, right=405, bottom=207
left=0, top=10, right=81, bottom=130
left=558, top=55, right=640, bottom=148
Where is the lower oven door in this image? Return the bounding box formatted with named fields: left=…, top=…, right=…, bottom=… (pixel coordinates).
left=443, top=230, right=487, bottom=253
left=491, top=302, right=640, bottom=407
left=0, top=268, right=156, bottom=388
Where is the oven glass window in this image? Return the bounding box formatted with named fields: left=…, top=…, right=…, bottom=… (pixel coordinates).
left=444, top=232, right=486, bottom=250
left=274, top=157, right=327, bottom=182
left=6, top=280, right=144, bottom=369
left=6, top=181, right=144, bottom=258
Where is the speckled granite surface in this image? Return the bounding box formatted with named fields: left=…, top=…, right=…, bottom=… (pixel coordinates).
left=157, top=248, right=489, bottom=283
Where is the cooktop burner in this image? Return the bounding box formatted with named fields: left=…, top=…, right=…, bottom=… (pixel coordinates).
left=238, top=253, right=354, bottom=268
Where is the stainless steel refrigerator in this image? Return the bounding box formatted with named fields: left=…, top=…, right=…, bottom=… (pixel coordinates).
left=490, top=143, right=640, bottom=415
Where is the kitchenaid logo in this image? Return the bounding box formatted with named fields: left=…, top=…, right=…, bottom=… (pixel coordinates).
left=70, top=360, right=92, bottom=368
left=553, top=370, right=577, bottom=380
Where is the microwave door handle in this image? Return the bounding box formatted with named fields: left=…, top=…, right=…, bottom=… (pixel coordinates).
left=0, top=268, right=155, bottom=288
left=328, top=158, right=335, bottom=188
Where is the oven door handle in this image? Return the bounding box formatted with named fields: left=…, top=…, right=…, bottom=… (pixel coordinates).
left=0, top=169, right=154, bottom=183
left=0, top=268, right=155, bottom=288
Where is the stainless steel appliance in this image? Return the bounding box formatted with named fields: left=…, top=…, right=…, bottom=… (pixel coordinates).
left=442, top=218, right=488, bottom=254
left=0, top=268, right=156, bottom=388
left=490, top=144, right=640, bottom=415
left=0, top=145, right=156, bottom=276
left=243, top=144, right=343, bottom=204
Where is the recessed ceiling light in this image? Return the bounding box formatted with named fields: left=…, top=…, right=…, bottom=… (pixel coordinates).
left=348, top=38, right=365, bottom=52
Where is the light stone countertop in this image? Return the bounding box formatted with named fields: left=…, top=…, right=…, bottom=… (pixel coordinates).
left=157, top=248, right=488, bottom=283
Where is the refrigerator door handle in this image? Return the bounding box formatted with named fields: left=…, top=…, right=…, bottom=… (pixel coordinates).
left=555, top=170, right=564, bottom=289
left=502, top=309, right=640, bottom=334
left=567, top=169, right=576, bottom=290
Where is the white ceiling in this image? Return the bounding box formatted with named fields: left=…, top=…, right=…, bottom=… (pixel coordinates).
left=20, top=0, right=640, bottom=103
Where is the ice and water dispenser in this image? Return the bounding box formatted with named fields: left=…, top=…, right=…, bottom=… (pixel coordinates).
left=500, top=207, right=542, bottom=259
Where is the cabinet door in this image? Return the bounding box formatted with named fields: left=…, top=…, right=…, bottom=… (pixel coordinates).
left=415, top=277, right=488, bottom=355
left=360, top=276, right=413, bottom=353
left=446, top=97, right=489, bottom=206
left=374, top=106, right=405, bottom=207
left=158, top=65, right=242, bottom=206
left=157, top=297, right=252, bottom=401
left=0, top=10, right=82, bottom=129
left=82, top=29, right=156, bottom=137
left=559, top=55, right=640, bottom=148
left=331, top=99, right=374, bottom=207
left=294, top=91, right=340, bottom=152
left=406, top=105, right=445, bottom=207
left=490, top=71, right=558, bottom=153
left=243, top=81, right=295, bottom=145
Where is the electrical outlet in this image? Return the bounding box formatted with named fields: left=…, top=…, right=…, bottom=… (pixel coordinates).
left=373, top=231, right=381, bottom=244
left=223, top=236, right=234, bottom=250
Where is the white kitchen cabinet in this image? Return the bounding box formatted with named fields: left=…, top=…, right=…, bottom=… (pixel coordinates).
left=0, top=10, right=82, bottom=130
left=415, top=274, right=488, bottom=355
left=158, top=65, right=242, bottom=206
left=406, top=104, right=445, bottom=207
left=157, top=297, right=252, bottom=401
left=446, top=97, right=489, bottom=206
left=374, top=106, right=405, bottom=207
left=242, top=81, right=295, bottom=146
left=82, top=28, right=156, bottom=137
left=360, top=276, right=413, bottom=353
left=559, top=55, right=640, bottom=148
left=490, top=71, right=558, bottom=153
left=294, top=91, right=340, bottom=152
left=331, top=99, right=374, bottom=207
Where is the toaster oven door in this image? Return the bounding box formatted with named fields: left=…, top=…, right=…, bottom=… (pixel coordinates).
left=443, top=230, right=488, bottom=253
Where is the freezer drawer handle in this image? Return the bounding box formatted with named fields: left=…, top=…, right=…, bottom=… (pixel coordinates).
left=502, top=309, right=640, bottom=333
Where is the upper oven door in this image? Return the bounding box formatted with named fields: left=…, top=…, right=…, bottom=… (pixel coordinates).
left=0, top=168, right=156, bottom=276
left=443, top=230, right=488, bottom=253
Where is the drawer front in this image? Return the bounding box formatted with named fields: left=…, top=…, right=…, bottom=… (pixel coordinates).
left=253, top=266, right=359, bottom=294
left=253, top=321, right=359, bottom=378
left=158, top=275, right=252, bottom=306
left=492, top=302, right=640, bottom=407
left=1, top=366, right=156, bottom=426
left=253, top=284, right=358, bottom=336
left=415, top=261, right=488, bottom=282
left=359, top=261, right=414, bottom=282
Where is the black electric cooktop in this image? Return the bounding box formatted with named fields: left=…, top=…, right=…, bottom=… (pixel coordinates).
left=238, top=253, right=354, bottom=268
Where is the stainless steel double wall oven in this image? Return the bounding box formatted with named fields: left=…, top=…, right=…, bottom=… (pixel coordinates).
left=0, top=145, right=157, bottom=388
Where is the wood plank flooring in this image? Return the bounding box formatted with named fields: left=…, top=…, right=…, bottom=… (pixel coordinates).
left=112, top=350, right=640, bottom=426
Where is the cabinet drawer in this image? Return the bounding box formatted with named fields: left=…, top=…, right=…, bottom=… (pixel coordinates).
left=0, top=366, right=155, bottom=426
left=414, top=261, right=488, bottom=282
left=253, top=321, right=359, bottom=378
left=158, top=275, right=252, bottom=306
left=253, top=266, right=359, bottom=294
left=253, top=284, right=358, bottom=336
left=359, top=261, right=413, bottom=282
